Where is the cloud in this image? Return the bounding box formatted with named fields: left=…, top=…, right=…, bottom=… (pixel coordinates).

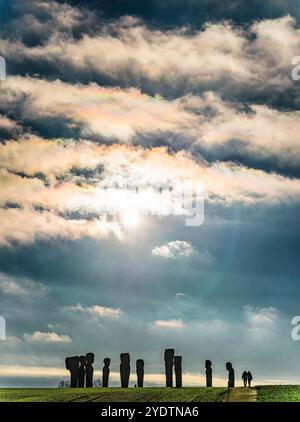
left=0, top=272, right=46, bottom=295
left=0, top=115, right=21, bottom=141
left=65, top=303, right=122, bottom=319
left=2, top=138, right=300, bottom=207
left=23, top=331, right=72, bottom=344
left=0, top=365, right=69, bottom=378
left=0, top=77, right=193, bottom=143
left=152, top=241, right=213, bottom=263
left=1, top=78, right=300, bottom=175
left=0, top=207, right=122, bottom=247
left=0, top=280, right=28, bottom=295
left=2, top=0, right=96, bottom=45
left=152, top=240, right=195, bottom=259
left=150, top=319, right=186, bottom=329
left=2, top=15, right=299, bottom=106
left=1, top=137, right=300, bottom=245
left=244, top=305, right=279, bottom=326
left=3, top=0, right=299, bottom=35
left=0, top=115, right=19, bottom=131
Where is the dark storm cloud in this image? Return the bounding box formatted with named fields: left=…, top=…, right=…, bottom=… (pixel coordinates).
left=0, top=119, right=22, bottom=142
left=1, top=11, right=299, bottom=109
left=133, top=133, right=300, bottom=178
left=62, top=0, right=300, bottom=26
left=5, top=0, right=298, bottom=30
left=1, top=0, right=97, bottom=46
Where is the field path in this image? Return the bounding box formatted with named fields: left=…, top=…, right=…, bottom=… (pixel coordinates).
left=226, top=387, right=257, bottom=402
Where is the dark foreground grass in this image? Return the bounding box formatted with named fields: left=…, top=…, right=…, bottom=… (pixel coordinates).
left=0, top=387, right=227, bottom=402
left=257, top=385, right=300, bottom=402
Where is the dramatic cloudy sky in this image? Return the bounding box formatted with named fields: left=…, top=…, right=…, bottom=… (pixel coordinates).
left=0, top=0, right=300, bottom=387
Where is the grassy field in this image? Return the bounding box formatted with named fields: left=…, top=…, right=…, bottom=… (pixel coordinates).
left=0, top=387, right=228, bottom=402
left=3, top=386, right=300, bottom=402
left=256, top=385, right=300, bottom=402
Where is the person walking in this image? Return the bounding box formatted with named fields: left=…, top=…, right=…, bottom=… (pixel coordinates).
left=242, top=371, right=247, bottom=387
left=247, top=371, right=253, bottom=387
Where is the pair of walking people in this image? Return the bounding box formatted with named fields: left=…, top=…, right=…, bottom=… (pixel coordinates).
left=242, top=371, right=253, bottom=387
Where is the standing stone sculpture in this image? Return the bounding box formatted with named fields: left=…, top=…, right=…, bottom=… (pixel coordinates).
left=164, top=349, right=174, bottom=388
left=205, top=360, right=212, bottom=387
left=120, top=353, right=130, bottom=388
left=136, top=359, right=144, bottom=388
left=226, top=362, right=235, bottom=388
left=78, top=355, right=86, bottom=388
left=174, top=356, right=182, bottom=388
left=102, top=358, right=111, bottom=387
left=65, top=356, right=79, bottom=388
left=86, top=352, right=95, bottom=387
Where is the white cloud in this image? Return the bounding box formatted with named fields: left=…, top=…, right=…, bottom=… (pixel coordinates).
left=2, top=78, right=300, bottom=170
left=0, top=280, right=27, bottom=295
left=152, top=240, right=195, bottom=259
left=8, top=0, right=96, bottom=38
left=65, top=303, right=122, bottom=319
left=0, top=208, right=122, bottom=247
left=0, top=273, right=47, bottom=296
left=1, top=138, right=300, bottom=246
left=244, top=305, right=279, bottom=326
left=3, top=15, right=299, bottom=100
left=1, top=77, right=192, bottom=143
left=151, top=319, right=186, bottom=329
left=23, top=331, right=72, bottom=344
left=0, top=115, right=19, bottom=131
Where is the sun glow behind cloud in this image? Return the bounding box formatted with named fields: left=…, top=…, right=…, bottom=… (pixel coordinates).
left=121, top=208, right=141, bottom=229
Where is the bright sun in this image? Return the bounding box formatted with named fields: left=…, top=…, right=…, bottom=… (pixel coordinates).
left=121, top=209, right=140, bottom=228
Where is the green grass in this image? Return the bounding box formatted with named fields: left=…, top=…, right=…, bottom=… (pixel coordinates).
left=257, top=385, right=300, bottom=402
left=0, top=387, right=227, bottom=402
left=4, top=385, right=300, bottom=402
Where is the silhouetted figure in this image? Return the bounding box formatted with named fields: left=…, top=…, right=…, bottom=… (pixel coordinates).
left=65, top=356, right=79, bottom=388
left=102, top=358, right=110, bottom=388
left=85, top=352, right=94, bottom=387
left=164, top=349, right=174, bottom=387
left=226, top=362, right=235, bottom=388
left=174, top=356, right=182, bottom=388
left=247, top=371, right=253, bottom=387
left=120, top=353, right=130, bottom=388
left=78, top=355, right=86, bottom=388
left=205, top=360, right=212, bottom=387
left=242, top=371, right=247, bottom=387
left=136, top=359, right=144, bottom=388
